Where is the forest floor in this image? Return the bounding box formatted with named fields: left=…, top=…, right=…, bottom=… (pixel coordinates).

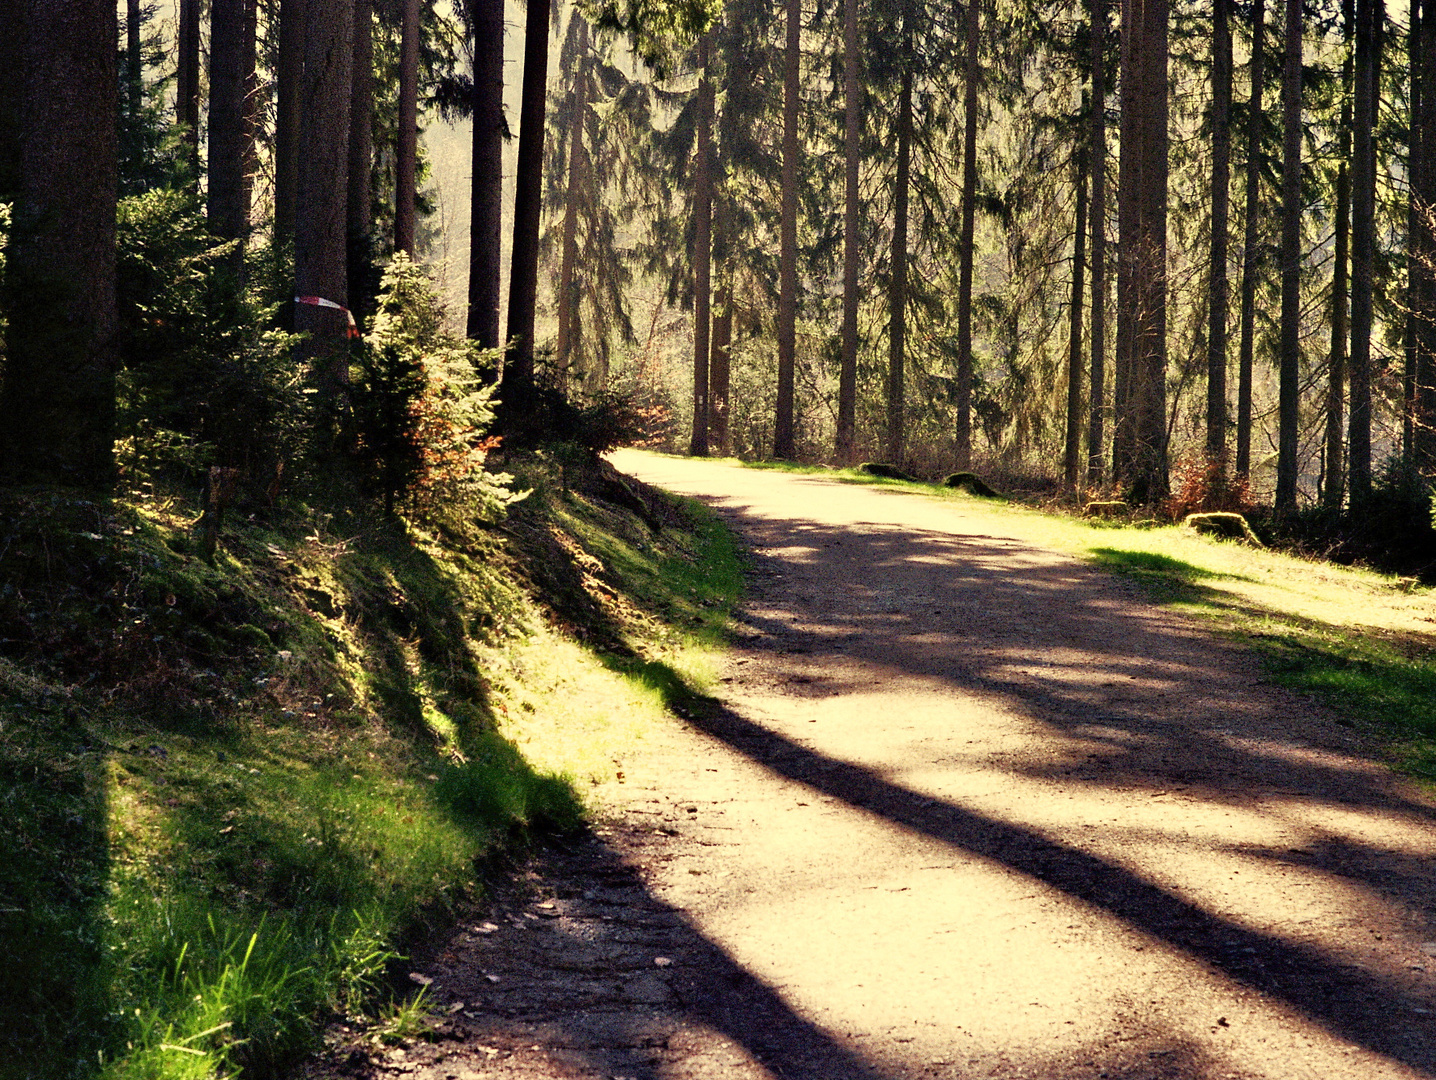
left=303, top=451, right=1436, bottom=1080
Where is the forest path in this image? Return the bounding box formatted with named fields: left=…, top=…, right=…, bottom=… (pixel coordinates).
left=313, top=452, right=1436, bottom=1080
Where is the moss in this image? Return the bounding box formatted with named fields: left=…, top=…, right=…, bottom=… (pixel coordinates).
left=1185, top=511, right=1263, bottom=546
left=943, top=471, right=1003, bottom=497
left=858, top=461, right=917, bottom=481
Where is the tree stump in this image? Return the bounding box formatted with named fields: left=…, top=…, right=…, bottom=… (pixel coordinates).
left=1183, top=512, right=1263, bottom=546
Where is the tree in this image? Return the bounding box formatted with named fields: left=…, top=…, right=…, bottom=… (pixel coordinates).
left=349, top=0, right=376, bottom=317
left=774, top=0, right=800, bottom=458
left=1207, top=0, right=1232, bottom=464
left=1347, top=0, right=1380, bottom=502
left=504, top=0, right=553, bottom=389
left=395, top=0, right=420, bottom=256
left=885, top=7, right=912, bottom=465
left=1087, top=0, right=1108, bottom=487
left=1235, top=0, right=1267, bottom=479
left=275, top=0, right=306, bottom=248
left=1413, top=0, right=1436, bottom=473
left=294, top=0, right=355, bottom=405
left=689, top=32, right=715, bottom=455
left=1273, top=0, right=1303, bottom=513
left=209, top=0, right=257, bottom=273
left=1116, top=0, right=1169, bottom=500
left=835, top=0, right=861, bottom=463
left=177, top=0, right=201, bottom=174
left=0, top=0, right=118, bottom=485
left=1064, top=119, right=1088, bottom=491
left=1324, top=0, right=1353, bottom=509
left=467, top=0, right=504, bottom=350
left=954, top=0, right=980, bottom=470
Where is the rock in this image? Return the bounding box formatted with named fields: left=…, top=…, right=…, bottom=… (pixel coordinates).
left=942, top=472, right=1002, bottom=498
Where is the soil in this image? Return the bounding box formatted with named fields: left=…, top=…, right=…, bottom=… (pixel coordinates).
left=304, top=453, right=1436, bottom=1080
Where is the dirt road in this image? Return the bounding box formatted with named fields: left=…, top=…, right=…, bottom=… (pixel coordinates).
left=313, top=452, right=1436, bottom=1080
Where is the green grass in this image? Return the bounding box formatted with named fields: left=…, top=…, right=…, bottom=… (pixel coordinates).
left=0, top=456, right=723, bottom=1080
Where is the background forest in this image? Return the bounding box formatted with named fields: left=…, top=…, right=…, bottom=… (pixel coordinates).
left=0, top=0, right=1434, bottom=555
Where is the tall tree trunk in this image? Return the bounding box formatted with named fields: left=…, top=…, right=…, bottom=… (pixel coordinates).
left=1207, top=0, right=1232, bottom=463
left=1064, top=129, right=1089, bottom=491
left=1404, top=3, right=1420, bottom=462
left=886, top=22, right=912, bottom=466
left=690, top=33, right=714, bottom=455
left=1117, top=0, right=1169, bottom=501
left=711, top=273, right=734, bottom=455
left=0, top=0, right=118, bottom=486
left=294, top=0, right=354, bottom=406
left=555, top=31, right=590, bottom=395
left=1325, top=0, right=1353, bottom=510
left=1348, top=0, right=1381, bottom=502
left=348, top=0, right=374, bottom=320
left=504, top=0, right=553, bottom=389
left=467, top=0, right=504, bottom=351
left=1413, top=0, right=1436, bottom=472
left=177, top=0, right=201, bottom=174
left=774, top=0, right=800, bottom=458
left=1274, top=0, right=1303, bottom=513
left=955, top=0, right=980, bottom=470
left=126, top=0, right=143, bottom=117
left=836, top=0, right=860, bottom=463
left=275, top=0, right=305, bottom=250
left=1236, top=0, right=1266, bottom=478
left=1087, top=0, right=1108, bottom=487
left=209, top=0, right=255, bottom=274
left=394, top=0, right=420, bottom=256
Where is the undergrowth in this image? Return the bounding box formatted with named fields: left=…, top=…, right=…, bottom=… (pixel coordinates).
left=0, top=451, right=735, bottom=1080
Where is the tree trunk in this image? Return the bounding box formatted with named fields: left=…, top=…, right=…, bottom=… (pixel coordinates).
left=504, top=0, right=553, bottom=389
left=886, top=22, right=912, bottom=466
left=1404, top=4, right=1420, bottom=462
left=955, top=0, right=980, bottom=470
left=1117, top=0, right=1169, bottom=501
left=1236, top=0, right=1266, bottom=478
left=690, top=33, right=714, bottom=456
left=0, top=0, right=118, bottom=486
left=395, top=0, right=420, bottom=256
left=348, top=0, right=374, bottom=319
left=177, top=0, right=201, bottom=173
left=1064, top=129, right=1089, bottom=491
left=774, top=0, right=800, bottom=459
left=1207, top=0, right=1232, bottom=464
left=836, top=0, right=860, bottom=463
left=1348, top=0, right=1381, bottom=502
left=209, top=0, right=255, bottom=272
left=1274, top=0, right=1303, bottom=513
left=275, top=0, right=306, bottom=249
left=1325, top=0, right=1353, bottom=510
left=126, top=0, right=142, bottom=117
left=294, top=0, right=354, bottom=405
left=1087, top=0, right=1107, bottom=486
left=555, top=30, right=590, bottom=395
left=711, top=272, right=734, bottom=456
left=467, top=0, right=504, bottom=351
left=1412, top=0, right=1436, bottom=473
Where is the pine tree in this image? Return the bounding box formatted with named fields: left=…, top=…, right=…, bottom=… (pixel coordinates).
left=1274, top=0, right=1303, bottom=513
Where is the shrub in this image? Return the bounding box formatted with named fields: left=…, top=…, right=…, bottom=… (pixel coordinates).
left=1166, top=452, right=1249, bottom=521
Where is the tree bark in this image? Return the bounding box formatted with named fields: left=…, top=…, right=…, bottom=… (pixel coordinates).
left=836, top=0, right=860, bottom=463
left=395, top=0, right=420, bottom=256
left=555, top=27, right=590, bottom=395
left=504, top=0, right=553, bottom=389
left=1117, top=0, right=1169, bottom=501
left=126, top=0, right=142, bottom=117
left=1064, top=130, right=1089, bottom=491
left=209, top=0, right=255, bottom=272
left=1274, top=0, right=1303, bottom=514
left=275, top=0, right=306, bottom=250
left=1087, top=0, right=1107, bottom=487
left=690, top=33, right=714, bottom=455
left=886, top=21, right=912, bottom=466
left=774, top=0, right=800, bottom=459
left=1404, top=3, right=1420, bottom=462
left=467, top=0, right=504, bottom=351
left=1207, top=0, right=1232, bottom=464
left=1236, top=0, right=1266, bottom=479
left=294, top=0, right=354, bottom=404
left=711, top=273, right=734, bottom=456
left=0, top=0, right=118, bottom=486
left=348, top=0, right=374, bottom=317
left=955, top=0, right=980, bottom=470
left=1325, top=0, right=1353, bottom=510
left=1412, top=0, right=1436, bottom=473
left=176, top=0, right=201, bottom=174
left=1348, top=0, right=1381, bottom=502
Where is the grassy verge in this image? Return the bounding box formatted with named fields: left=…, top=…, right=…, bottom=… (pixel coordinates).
left=736, top=456, right=1436, bottom=781
left=0, top=456, right=739, bottom=1080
